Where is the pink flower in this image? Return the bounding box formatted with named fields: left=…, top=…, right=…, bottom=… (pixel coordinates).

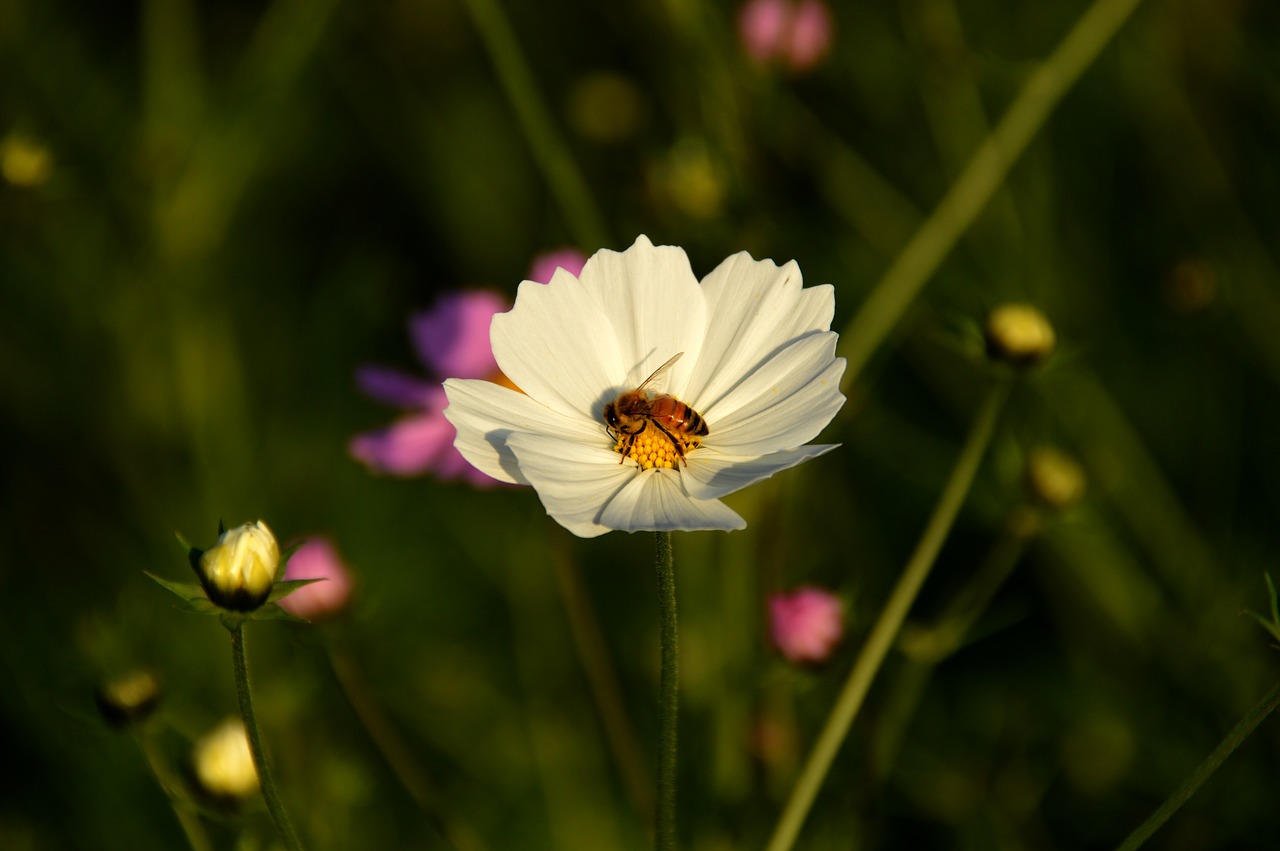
left=278, top=537, right=354, bottom=621
left=527, top=248, right=588, bottom=288
left=738, top=0, right=833, bottom=73
left=769, top=586, right=843, bottom=663
left=350, top=251, right=586, bottom=485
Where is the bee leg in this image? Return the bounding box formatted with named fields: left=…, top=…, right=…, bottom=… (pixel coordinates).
left=649, top=420, right=688, bottom=467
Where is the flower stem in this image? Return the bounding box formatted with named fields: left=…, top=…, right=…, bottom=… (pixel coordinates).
left=837, top=0, right=1146, bottom=391
left=1114, top=678, right=1280, bottom=851
left=137, top=732, right=213, bottom=851
left=654, top=531, right=678, bottom=851
left=458, top=0, right=609, bottom=251
left=230, top=625, right=304, bottom=851
left=549, top=534, right=653, bottom=820
left=325, top=637, right=487, bottom=851
left=764, top=379, right=1010, bottom=851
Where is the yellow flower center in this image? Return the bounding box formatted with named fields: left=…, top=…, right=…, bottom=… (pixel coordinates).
left=626, top=423, right=682, bottom=470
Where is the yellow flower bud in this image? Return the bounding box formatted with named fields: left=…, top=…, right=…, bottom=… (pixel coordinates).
left=1024, top=446, right=1086, bottom=510
left=192, top=718, right=259, bottom=801
left=198, top=521, right=279, bottom=611
left=95, top=669, right=162, bottom=728
left=984, top=303, right=1056, bottom=365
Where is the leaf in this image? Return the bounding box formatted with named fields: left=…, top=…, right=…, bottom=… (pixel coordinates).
left=250, top=603, right=310, bottom=624
left=267, top=577, right=324, bottom=603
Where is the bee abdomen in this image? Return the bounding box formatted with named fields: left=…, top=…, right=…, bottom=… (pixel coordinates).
left=687, top=409, right=709, bottom=436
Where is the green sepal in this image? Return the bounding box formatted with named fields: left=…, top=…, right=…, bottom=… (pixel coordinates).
left=274, top=541, right=305, bottom=582
left=250, top=602, right=310, bottom=624
left=268, top=577, right=324, bottom=603
left=144, top=572, right=218, bottom=614
left=176, top=531, right=206, bottom=580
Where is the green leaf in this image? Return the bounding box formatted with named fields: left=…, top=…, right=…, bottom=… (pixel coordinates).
left=274, top=541, right=305, bottom=582
left=267, top=577, right=324, bottom=603
left=144, top=572, right=222, bottom=617
left=144, top=571, right=207, bottom=603
left=250, top=603, right=310, bottom=624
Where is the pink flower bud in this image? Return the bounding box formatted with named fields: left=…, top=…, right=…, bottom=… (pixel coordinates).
left=278, top=537, right=354, bottom=621
left=769, top=586, right=843, bottom=663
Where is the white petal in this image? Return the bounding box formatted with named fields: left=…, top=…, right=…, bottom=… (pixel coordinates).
left=442, top=378, right=599, bottom=485
left=682, top=444, right=840, bottom=500
left=578, top=235, right=707, bottom=393
left=703, top=333, right=846, bottom=455
left=685, top=252, right=835, bottom=412
left=599, top=470, right=746, bottom=533
left=505, top=431, right=637, bottom=538
left=491, top=270, right=625, bottom=422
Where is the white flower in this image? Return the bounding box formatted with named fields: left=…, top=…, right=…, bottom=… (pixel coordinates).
left=442, top=235, right=846, bottom=538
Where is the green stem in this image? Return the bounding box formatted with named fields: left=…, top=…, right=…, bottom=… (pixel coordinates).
left=230, top=625, right=304, bottom=851
left=873, top=508, right=1038, bottom=779
left=326, top=638, right=486, bottom=851
left=458, top=0, right=609, bottom=251
left=138, top=732, right=214, bottom=851
left=764, top=379, right=1009, bottom=851
left=549, top=536, right=653, bottom=820
left=654, top=531, right=678, bottom=851
left=837, top=0, right=1146, bottom=392
left=1115, top=679, right=1280, bottom=851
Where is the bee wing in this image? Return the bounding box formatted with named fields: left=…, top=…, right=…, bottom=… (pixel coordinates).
left=635, top=352, right=684, bottom=393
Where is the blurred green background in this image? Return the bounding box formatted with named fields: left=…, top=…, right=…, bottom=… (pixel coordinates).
left=3, top=0, right=1280, bottom=848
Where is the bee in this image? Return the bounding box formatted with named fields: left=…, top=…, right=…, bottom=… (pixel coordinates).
left=603, top=352, right=709, bottom=468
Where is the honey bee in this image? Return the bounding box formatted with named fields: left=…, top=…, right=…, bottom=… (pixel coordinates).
left=603, top=353, right=709, bottom=468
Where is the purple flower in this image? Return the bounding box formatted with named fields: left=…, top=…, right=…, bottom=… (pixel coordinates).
left=278, top=537, right=354, bottom=621
left=350, top=251, right=586, bottom=485
left=739, top=0, right=833, bottom=73
left=769, top=586, right=843, bottom=663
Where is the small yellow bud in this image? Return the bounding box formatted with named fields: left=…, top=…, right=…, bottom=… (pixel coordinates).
left=984, top=303, right=1056, bottom=365
left=192, top=718, right=259, bottom=801
left=1024, top=446, right=1086, bottom=510
left=1, top=133, right=54, bottom=188
left=198, top=521, right=279, bottom=611
left=95, top=669, right=162, bottom=728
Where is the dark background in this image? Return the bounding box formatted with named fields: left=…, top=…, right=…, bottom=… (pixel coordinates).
left=3, top=0, right=1280, bottom=848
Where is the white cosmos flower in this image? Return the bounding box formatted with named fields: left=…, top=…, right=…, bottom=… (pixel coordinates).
left=442, top=235, right=846, bottom=538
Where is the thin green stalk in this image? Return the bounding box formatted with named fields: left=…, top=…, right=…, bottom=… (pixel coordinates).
left=654, top=531, right=678, bottom=851
left=458, top=0, right=609, bottom=251
left=230, top=625, right=304, bottom=851
left=764, top=379, right=1009, bottom=851
left=838, top=0, right=1146, bottom=391
left=873, top=508, right=1038, bottom=779
left=1115, top=678, right=1280, bottom=851
left=326, top=638, right=486, bottom=851
left=138, top=733, right=214, bottom=851
left=549, top=536, right=653, bottom=820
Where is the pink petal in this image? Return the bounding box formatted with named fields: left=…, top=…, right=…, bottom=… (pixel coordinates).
left=739, top=0, right=789, bottom=61
left=279, top=537, right=354, bottom=621
left=769, top=586, right=843, bottom=664
left=348, top=410, right=506, bottom=486
left=786, top=0, right=833, bottom=71
left=409, top=291, right=508, bottom=380
left=355, top=365, right=439, bottom=408
left=348, top=412, right=459, bottom=477
left=527, top=248, right=587, bottom=284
